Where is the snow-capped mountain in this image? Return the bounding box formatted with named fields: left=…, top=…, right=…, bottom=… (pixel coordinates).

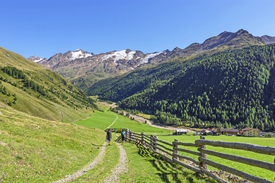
left=27, top=29, right=275, bottom=90
left=28, top=48, right=169, bottom=90
left=27, top=55, right=47, bottom=63
left=70, top=49, right=93, bottom=60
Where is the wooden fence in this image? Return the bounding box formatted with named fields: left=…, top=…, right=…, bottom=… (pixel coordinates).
left=124, top=129, right=275, bottom=183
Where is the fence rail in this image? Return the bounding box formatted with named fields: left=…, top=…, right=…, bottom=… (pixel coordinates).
left=123, top=129, right=275, bottom=183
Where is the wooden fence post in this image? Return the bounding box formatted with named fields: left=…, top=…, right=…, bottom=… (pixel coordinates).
left=141, top=132, right=144, bottom=145
left=198, top=136, right=208, bottom=170
left=173, top=139, right=179, bottom=162
left=154, top=135, right=158, bottom=152
left=129, top=129, right=132, bottom=142
left=126, top=129, right=128, bottom=142
left=150, top=135, right=154, bottom=150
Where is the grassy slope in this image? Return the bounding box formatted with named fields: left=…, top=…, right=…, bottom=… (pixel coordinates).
left=0, top=103, right=105, bottom=183
left=157, top=135, right=275, bottom=181
left=0, top=46, right=96, bottom=123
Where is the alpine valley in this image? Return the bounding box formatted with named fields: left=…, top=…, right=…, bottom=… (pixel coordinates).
left=28, top=29, right=275, bottom=131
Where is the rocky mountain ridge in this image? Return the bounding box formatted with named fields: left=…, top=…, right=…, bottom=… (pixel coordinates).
left=28, top=29, right=275, bottom=90
left=27, top=55, right=47, bottom=63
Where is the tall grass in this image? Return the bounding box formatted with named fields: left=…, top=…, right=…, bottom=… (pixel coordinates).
left=0, top=104, right=105, bottom=182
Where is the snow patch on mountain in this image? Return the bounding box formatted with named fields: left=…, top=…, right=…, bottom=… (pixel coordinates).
left=141, top=52, right=163, bottom=64
left=70, top=49, right=93, bottom=60
left=34, top=58, right=44, bottom=63
left=102, top=50, right=136, bottom=63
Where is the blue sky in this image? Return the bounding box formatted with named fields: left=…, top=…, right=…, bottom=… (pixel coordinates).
left=1, top=0, right=275, bottom=59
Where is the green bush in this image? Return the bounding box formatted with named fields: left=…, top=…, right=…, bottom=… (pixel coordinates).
left=264, top=133, right=273, bottom=138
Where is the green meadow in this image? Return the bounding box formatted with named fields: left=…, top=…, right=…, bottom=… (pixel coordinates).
left=76, top=110, right=171, bottom=134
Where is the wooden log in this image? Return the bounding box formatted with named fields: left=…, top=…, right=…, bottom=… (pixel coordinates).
left=199, top=157, right=274, bottom=183
left=143, top=136, right=151, bottom=141
left=141, top=132, right=144, bottom=145
left=144, top=138, right=150, bottom=142
left=158, top=145, right=173, bottom=154
left=144, top=134, right=150, bottom=138
left=155, top=146, right=173, bottom=156
left=173, top=159, right=201, bottom=173
left=173, top=153, right=200, bottom=165
left=154, top=151, right=173, bottom=163
left=144, top=140, right=151, bottom=147
left=151, top=135, right=154, bottom=151
left=131, top=136, right=140, bottom=142
left=154, top=142, right=174, bottom=152
left=198, top=148, right=275, bottom=172
left=129, top=129, right=132, bottom=142
left=195, top=140, right=275, bottom=155
left=198, top=136, right=208, bottom=170
left=174, top=147, right=202, bottom=156
left=173, top=141, right=197, bottom=147
left=154, top=138, right=173, bottom=146
left=131, top=133, right=140, bottom=137
left=126, top=137, right=134, bottom=142
left=131, top=132, right=141, bottom=135
left=199, top=167, right=229, bottom=183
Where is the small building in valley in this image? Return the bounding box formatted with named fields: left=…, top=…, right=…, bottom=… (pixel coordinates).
left=173, top=129, right=187, bottom=135
left=218, top=128, right=239, bottom=135
left=240, top=128, right=259, bottom=137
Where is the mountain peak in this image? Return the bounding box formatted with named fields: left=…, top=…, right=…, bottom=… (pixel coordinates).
left=70, top=49, right=93, bottom=60
left=236, top=29, right=249, bottom=35
left=261, top=35, right=275, bottom=44
left=27, top=55, right=47, bottom=63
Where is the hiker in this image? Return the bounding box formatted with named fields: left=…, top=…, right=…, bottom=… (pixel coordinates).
left=121, top=129, right=125, bottom=144
left=106, top=129, right=112, bottom=145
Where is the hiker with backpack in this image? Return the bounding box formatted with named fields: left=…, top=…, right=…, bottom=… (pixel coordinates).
left=106, top=129, right=112, bottom=145
left=121, top=129, right=125, bottom=144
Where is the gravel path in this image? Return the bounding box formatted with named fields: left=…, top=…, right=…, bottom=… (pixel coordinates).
left=53, top=143, right=107, bottom=183
left=53, top=111, right=124, bottom=183
left=103, top=141, right=128, bottom=183
left=105, top=113, right=118, bottom=130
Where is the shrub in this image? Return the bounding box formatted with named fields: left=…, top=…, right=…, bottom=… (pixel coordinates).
left=264, top=133, right=273, bottom=138
left=7, top=101, right=12, bottom=106
left=16, top=155, right=23, bottom=160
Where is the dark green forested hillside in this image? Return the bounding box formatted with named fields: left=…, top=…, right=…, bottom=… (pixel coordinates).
left=88, top=44, right=275, bottom=131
